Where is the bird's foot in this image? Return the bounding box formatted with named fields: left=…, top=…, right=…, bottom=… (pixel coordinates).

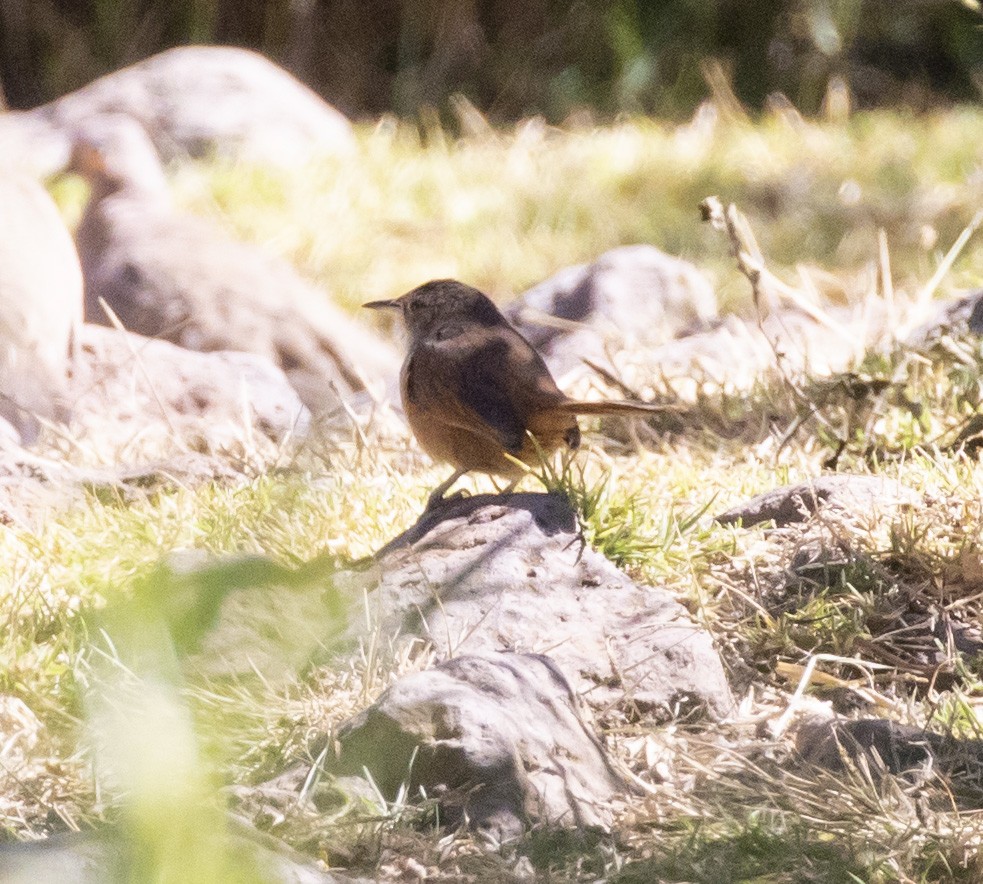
left=425, top=487, right=468, bottom=511
left=424, top=469, right=467, bottom=511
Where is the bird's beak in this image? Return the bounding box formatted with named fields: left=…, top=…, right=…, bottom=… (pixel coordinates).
left=362, top=299, right=400, bottom=311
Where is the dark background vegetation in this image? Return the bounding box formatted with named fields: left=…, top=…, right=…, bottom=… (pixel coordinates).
left=1, top=0, right=981, bottom=120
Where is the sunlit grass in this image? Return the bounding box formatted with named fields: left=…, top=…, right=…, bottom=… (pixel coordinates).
left=16, top=106, right=983, bottom=879
left=152, top=108, right=983, bottom=315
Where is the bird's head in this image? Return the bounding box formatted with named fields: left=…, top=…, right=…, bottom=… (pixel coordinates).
left=68, top=114, right=169, bottom=199
left=363, top=279, right=506, bottom=343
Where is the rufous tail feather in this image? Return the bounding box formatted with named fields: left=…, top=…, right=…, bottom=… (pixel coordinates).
left=558, top=399, right=676, bottom=416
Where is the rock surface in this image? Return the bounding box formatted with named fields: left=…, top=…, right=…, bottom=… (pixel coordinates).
left=638, top=308, right=866, bottom=397
left=0, top=324, right=309, bottom=526
left=11, top=46, right=355, bottom=171
left=70, top=323, right=308, bottom=457
left=0, top=173, right=82, bottom=444
left=969, top=290, right=983, bottom=334
left=71, top=115, right=397, bottom=414
left=333, top=652, right=625, bottom=842
left=348, top=492, right=733, bottom=722
left=715, top=475, right=921, bottom=528
left=508, top=245, right=719, bottom=376
left=0, top=112, right=73, bottom=177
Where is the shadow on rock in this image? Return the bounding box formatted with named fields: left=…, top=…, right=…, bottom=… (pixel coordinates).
left=373, top=491, right=578, bottom=557
left=796, top=716, right=983, bottom=809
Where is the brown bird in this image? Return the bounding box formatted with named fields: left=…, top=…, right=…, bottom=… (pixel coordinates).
left=364, top=279, right=667, bottom=506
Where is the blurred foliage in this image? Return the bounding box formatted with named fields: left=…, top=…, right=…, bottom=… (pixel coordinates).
left=0, top=0, right=981, bottom=119
left=73, top=553, right=347, bottom=881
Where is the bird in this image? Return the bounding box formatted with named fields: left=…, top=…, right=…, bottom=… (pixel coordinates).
left=68, top=114, right=397, bottom=415
left=0, top=173, right=82, bottom=445
left=364, top=279, right=668, bottom=506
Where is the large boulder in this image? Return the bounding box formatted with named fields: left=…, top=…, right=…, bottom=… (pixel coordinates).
left=346, top=492, right=733, bottom=723
left=508, top=245, right=719, bottom=377
left=6, top=46, right=354, bottom=172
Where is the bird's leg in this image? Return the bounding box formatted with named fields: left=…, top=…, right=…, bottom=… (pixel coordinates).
left=490, top=477, right=519, bottom=497
left=426, top=469, right=467, bottom=510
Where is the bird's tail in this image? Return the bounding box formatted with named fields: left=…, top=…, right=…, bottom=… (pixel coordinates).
left=558, top=398, right=676, bottom=417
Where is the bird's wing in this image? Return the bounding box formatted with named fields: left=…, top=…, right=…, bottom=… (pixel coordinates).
left=408, top=330, right=528, bottom=454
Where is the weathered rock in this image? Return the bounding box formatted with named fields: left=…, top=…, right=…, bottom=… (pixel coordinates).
left=508, top=245, right=719, bottom=376
left=933, top=614, right=983, bottom=658
left=0, top=448, right=275, bottom=529
left=715, top=475, right=920, bottom=528
left=507, top=250, right=880, bottom=403
left=348, top=492, right=733, bottom=722
left=796, top=717, right=944, bottom=773
left=18, top=46, right=355, bottom=170
left=0, top=334, right=307, bottom=521
left=70, top=115, right=397, bottom=414
left=0, top=173, right=82, bottom=444
left=333, top=652, right=624, bottom=842
left=229, top=768, right=379, bottom=839
left=796, top=717, right=983, bottom=808
left=70, top=323, right=308, bottom=459
left=0, top=835, right=108, bottom=884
